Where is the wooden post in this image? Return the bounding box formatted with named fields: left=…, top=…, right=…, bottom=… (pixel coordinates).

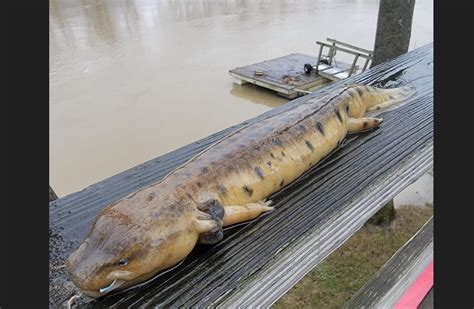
left=371, top=0, right=416, bottom=218
left=371, top=0, right=416, bottom=66
left=49, top=185, right=59, bottom=202
left=367, top=200, right=396, bottom=226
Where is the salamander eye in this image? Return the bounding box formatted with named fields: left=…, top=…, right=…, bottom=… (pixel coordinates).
left=118, top=259, right=129, bottom=266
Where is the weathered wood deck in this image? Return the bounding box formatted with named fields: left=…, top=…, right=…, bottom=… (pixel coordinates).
left=49, top=43, right=433, bottom=308
left=229, top=53, right=340, bottom=99
left=345, top=217, right=433, bottom=308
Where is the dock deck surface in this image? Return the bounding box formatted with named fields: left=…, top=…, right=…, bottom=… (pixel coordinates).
left=50, top=44, right=433, bottom=308
left=229, top=53, right=335, bottom=98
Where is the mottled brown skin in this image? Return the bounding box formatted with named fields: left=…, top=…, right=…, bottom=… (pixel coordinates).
left=66, top=84, right=414, bottom=297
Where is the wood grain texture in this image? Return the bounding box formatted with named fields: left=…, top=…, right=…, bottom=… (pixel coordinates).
left=219, top=142, right=433, bottom=308
left=229, top=53, right=322, bottom=90
left=49, top=43, right=433, bottom=307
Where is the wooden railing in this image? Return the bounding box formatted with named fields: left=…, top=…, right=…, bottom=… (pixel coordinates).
left=49, top=43, right=433, bottom=307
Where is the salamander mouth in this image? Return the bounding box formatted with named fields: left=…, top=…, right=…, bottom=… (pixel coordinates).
left=80, top=279, right=126, bottom=298
left=99, top=279, right=125, bottom=294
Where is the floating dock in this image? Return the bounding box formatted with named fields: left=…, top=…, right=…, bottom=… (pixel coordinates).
left=229, top=38, right=373, bottom=99
left=229, top=53, right=338, bottom=99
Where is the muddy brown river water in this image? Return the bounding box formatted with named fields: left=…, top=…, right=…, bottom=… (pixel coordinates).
left=50, top=0, right=433, bottom=199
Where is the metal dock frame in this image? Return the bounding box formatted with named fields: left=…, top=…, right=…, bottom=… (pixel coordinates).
left=314, top=38, right=373, bottom=81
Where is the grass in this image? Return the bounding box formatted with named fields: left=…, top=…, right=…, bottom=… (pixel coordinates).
left=273, top=205, right=433, bottom=309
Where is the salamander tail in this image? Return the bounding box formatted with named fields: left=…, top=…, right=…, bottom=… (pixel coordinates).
left=366, top=85, right=416, bottom=112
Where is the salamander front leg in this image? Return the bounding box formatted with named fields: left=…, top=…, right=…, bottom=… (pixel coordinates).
left=223, top=201, right=274, bottom=227
left=195, top=218, right=224, bottom=245
left=347, top=117, right=383, bottom=133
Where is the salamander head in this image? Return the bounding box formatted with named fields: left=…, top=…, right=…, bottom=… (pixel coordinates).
left=65, top=202, right=199, bottom=297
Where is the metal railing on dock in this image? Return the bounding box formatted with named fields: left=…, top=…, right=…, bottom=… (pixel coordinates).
left=306, top=38, right=373, bottom=81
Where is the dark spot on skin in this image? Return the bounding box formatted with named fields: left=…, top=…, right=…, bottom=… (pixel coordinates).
left=363, top=121, right=369, bottom=129
left=147, top=192, right=155, bottom=201
left=335, top=108, right=342, bottom=122
left=254, top=166, right=264, bottom=179
left=281, top=151, right=286, bottom=157
left=253, top=145, right=261, bottom=151
left=273, top=137, right=283, bottom=147
left=197, top=199, right=225, bottom=220
left=305, top=140, right=314, bottom=151
left=187, top=193, right=193, bottom=199
left=196, top=182, right=202, bottom=188
left=389, top=95, right=395, bottom=100
left=201, top=167, right=209, bottom=174
left=377, top=106, right=381, bottom=110
left=345, top=103, right=350, bottom=113
left=243, top=185, right=254, bottom=197
left=356, top=87, right=364, bottom=96
left=266, top=161, right=272, bottom=167
left=280, top=180, right=284, bottom=187
left=298, top=125, right=307, bottom=133
left=316, top=122, right=325, bottom=135
left=270, top=153, right=275, bottom=158
left=168, top=202, right=183, bottom=214
left=217, top=185, right=227, bottom=195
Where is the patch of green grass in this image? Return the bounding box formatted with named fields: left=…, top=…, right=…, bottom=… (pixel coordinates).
left=273, top=205, right=433, bottom=309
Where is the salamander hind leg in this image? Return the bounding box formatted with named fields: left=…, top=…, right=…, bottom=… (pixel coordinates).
left=223, top=201, right=274, bottom=227
left=347, top=117, right=383, bottom=133
left=195, top=199, right=225, bottom=245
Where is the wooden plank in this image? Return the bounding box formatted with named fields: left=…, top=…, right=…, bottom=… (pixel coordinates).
left=345, top=217, right=433, bottom=308
left=229, top=53, right=336, bottom=95
left=220, top=142, right=432, bottom=308
left=49, top=43, right=433, bottom=307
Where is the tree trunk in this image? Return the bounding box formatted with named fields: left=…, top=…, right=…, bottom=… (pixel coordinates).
left=367, top=200, right=396, bottom=226
left=372, top=0, right=416, bottom=67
